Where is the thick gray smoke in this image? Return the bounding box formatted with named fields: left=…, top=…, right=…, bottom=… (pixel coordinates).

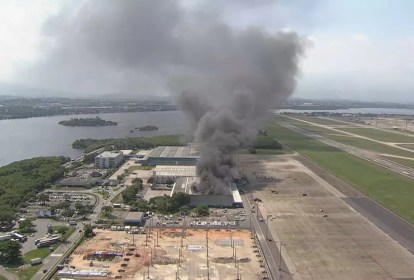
left=23, top=0, right=304, bottom=193
left=177, top=30, right=303, bottom=194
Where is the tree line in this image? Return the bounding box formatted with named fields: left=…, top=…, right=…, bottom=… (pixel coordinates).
left=0, top=157, right=67, bottom=225
left=58, top=116, right=117, bottom=127
left=72, top=135, right=183, bottom=153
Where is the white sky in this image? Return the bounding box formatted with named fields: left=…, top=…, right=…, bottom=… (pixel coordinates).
left=0, top=0, right=413, bottom=102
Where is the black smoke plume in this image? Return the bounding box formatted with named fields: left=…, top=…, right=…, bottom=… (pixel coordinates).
left=24, top=0, right=305, bottom=193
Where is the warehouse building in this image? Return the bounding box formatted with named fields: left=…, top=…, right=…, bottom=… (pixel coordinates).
left=153, top=165, right=197, bottom=184
left=95, top=151, right=124, bottom=169
left=171, top=177, right=243, bottom=208
left=124, top=212, right=145, bottom=226
left=142, top=145, right=199, bottom=166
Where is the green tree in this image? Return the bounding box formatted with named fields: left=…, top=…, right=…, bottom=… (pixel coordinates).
left=0, top=240, right=21, bottom=264
left=102, top=206, right=113, bottom=214
left=62, top=208, right=75, bottom=217
left=132, top=199, right=149, bottom=212
left=147, top=176, right=155, bottom=184
left=74, top=202, right=83, bottom=209
left=0, top=157, right=66, bottom=217
left=179, top=205, right=190, bottom=215
left=193, top=205, right=209, bottom=216
left=84, top=225, right=93, bottom=237
left=38, top=193, right=49, bottom=202
left=0, top=209, right=15, bottom=224
left=19, top=219, right=35, bottom=233
left=57, top=227, right=68, bottom=235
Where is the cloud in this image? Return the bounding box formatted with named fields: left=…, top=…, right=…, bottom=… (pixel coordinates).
left=296, top=34, right=414, bottom=101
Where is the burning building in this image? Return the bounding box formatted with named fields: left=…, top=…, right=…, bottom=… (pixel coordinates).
left=171, top=177, right=243, bottom=208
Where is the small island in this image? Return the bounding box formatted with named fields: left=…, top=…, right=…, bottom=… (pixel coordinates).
left=58, top=116, right=117, bottom=127
left=136, top=125, right=158, bottom=131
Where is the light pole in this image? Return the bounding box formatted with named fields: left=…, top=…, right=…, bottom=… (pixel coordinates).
left=278, top=241, right=284, bottom=272
left=266, top=214, right=272, bottom=240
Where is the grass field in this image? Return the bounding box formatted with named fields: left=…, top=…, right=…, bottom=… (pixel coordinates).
left=17, top=266, right=42, bottom=280
left=291, top=122, right=349, bottom=136
left=239, top=148, right=289, bottom=155
left=110, top=192, right=123, bottom=203
left=286, top=115, right=347, bottom=125
left=267, top=121, right=414, bottom=224
left=23, top=247, right=55, bottom=263
left=327, top=134, right=414, bottom=158
left=276, top=116, right=414, bottom=159
left=53, top=226, right=76, bottom=241
left=381, top=156, right=414, bottom=169
left=398, top=144, right=414, bottom=151
left=338, top=127, right=414, bottom=143
left=128, top=165, right=154, bottom=171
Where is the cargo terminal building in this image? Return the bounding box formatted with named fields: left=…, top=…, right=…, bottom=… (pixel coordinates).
left=171, top=177, right=243, bottom=208
left=141, top=145, right=242, bottom=208
left=142, top=145, right=199, bottom=166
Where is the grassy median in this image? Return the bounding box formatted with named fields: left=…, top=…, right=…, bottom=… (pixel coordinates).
left=266, top=121, right=414, bottom=224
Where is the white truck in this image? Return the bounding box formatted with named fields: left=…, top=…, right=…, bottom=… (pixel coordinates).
left=30, top=258, right=43, bottom=266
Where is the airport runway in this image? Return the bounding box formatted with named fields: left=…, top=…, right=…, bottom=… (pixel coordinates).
left=276, top=121, right=414, bottom=257
left=278, top=121, right=414, bottom=179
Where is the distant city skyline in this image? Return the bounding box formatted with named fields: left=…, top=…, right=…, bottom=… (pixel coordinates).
left=0, top=0, right=413, bottom=102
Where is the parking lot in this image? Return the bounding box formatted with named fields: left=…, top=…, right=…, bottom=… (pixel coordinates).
left=145, top=208, right=251, bottom=229
left=21, top=219, right=68, bottom=254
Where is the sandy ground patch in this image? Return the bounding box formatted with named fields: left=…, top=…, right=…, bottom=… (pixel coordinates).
left=67, top=228, right=264, bottom=280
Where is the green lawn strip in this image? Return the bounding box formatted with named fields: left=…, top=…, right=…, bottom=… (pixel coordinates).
left=276, top=116, right=414, bottom=159
left=290, top=122, right=349, bottom=136
left=326, top=134, right=414, bottom=158
left=285, top=115, right=348, bottom=126
left=0, top=276, right=7, bottom=280
left=23, top=247, right=54, bottom=263
left=254, top=149, right=288, bottom=155
left=398, top=144, right=414, bottom=151
left=111, top=192, right=123, bottom=204
left=381, top=156, right=414, bottom=169
left=52, top=226, right=76, bottom=241
left=239, top=148, right=289, bottom=155
left=266, top=122, right=414, bottom=224
left=128, top=165, right=154, bottom=171
left=337, top=127, right=414, bottom=143
left=17, top=265, right=42, bottom=280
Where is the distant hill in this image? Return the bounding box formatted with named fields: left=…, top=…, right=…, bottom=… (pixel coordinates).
left=0, top=82, right=71, bottom=98
left=0, top=82, right=171, bottom=102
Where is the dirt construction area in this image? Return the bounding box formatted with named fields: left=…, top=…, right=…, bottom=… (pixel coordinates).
left=240, top=154, right=414, bottom=280
left=68, top=228, right=264, bottom=279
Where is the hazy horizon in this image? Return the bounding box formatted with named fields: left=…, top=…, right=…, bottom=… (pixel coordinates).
left=0, top=0, right=413, bottom=103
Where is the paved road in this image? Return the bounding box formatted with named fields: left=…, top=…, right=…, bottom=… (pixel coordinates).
left=240, top=191, right=291, bottom=280
left=0, top=267, right=18, bottom=280
left=31, top=224, right=84, bottom=280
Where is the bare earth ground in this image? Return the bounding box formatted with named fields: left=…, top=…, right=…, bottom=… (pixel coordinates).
left=240, top=154, right=414, bottom=280
left=68, top=228, right=263, bottom=280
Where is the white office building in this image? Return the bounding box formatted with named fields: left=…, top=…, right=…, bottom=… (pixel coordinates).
left=94, top=151, right=124, bottom=169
